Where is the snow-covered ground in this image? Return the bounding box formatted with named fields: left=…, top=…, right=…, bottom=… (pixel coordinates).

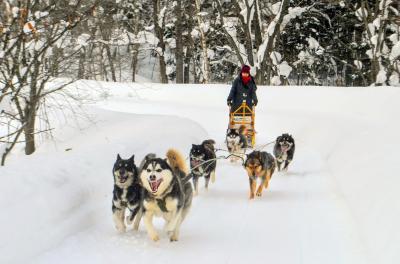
left=1, top=81, right=399, bottom=264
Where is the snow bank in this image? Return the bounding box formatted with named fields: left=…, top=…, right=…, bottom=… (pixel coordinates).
left=0, top=81, right=399, bottom=264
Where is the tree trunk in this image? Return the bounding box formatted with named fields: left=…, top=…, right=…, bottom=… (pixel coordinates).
left=184, top=2, right=195, bottom=83
left=131, top=44, right=139, bottom=82
left=233, top=0, right=254, bottom=65
left=1, top=128, right=24, bottom=166
left=78, top=47, right=86, bottom=79
left=256, top=0, right=289, bottom=85
left=153, top=0, right=168, bottom=83
left=215, top=1, right=245, bottom=65
left=24, top=106, right=36, bottom=155
left=130, top=13, right=141, bottom=82
left=175, top=0, right=184, bottom=83
left=253, top=0, right=263, bottom=50
left=105, top=44, right=117, bottom=82
left=24, top=59, right=40, bottom=155
left=194, top=0, right=210, bottom=83
left=184, top=45, right=192, bottom=83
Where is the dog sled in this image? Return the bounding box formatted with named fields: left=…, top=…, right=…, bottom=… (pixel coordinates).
left=229, top=101, right=256, bottom=148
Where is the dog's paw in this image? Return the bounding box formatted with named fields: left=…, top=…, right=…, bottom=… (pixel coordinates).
left=168, top=231, right=179, bottom=242
left=116, top=225, right=126, bottom=233
left=169, top=235, right=179, bottom=242
left=150, top=233, right=160, bottom=242
left=126, top=216, right=133, bottom=225
left=249, top=193, right=255, bottom=199
left=132, top=220, right=141, bottom=231
left=256, top=191, right=263, bottom=197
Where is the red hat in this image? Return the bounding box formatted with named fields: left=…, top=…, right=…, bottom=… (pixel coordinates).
left=241, top=65, right=251, bottom=74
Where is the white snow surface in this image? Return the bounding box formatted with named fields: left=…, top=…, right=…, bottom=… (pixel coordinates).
left=1, top=81, right=400, bottom=264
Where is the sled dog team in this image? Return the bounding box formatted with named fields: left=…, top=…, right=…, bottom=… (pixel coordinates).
left=112, top=132, right=295, bottom=242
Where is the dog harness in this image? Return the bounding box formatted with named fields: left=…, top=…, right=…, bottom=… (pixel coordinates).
left=156, top=199, right=168, bottom=212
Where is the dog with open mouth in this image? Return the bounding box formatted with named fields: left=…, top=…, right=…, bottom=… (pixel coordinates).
left=139, top=149, right=193, bottom=242
left=112, top=154, right=143, bottom=233
left=189, top=139, right=217, bottom=195
left=273, top=133, right=295, bottom=171
left=244, top=151, right=276, bottom=199
left=226, top=125, right=247, bottom=162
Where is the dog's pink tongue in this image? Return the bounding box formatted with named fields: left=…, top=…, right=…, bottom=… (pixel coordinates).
left=150, top=181, right=157, bottom=192
left=150, top=179, right=162, bottom=192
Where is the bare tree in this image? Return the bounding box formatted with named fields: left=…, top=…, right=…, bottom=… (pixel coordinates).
left=0, top=0, right=97, bottom=165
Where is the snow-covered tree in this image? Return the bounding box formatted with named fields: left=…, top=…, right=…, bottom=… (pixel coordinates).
left=0, top=0, right=97, bottom=164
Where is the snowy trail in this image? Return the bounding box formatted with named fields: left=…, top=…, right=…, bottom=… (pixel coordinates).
left=2, top=82, right=399, bottom=264
left=96, top=97, right=368, bottom=264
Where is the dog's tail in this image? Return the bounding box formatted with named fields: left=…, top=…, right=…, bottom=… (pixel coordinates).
left=202, top=139, right=216, bottom=151
left=239, top=125, right=247, bottom=135
left=166, top=148, right=188, bottom=175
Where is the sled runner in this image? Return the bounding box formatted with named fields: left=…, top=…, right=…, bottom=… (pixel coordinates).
left=229, top=101, right=256, bottom=148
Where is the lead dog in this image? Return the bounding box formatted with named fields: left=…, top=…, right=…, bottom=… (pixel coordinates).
left=112, top=154, right=143, bottom=232
left=139, top=149, right=193, bottom=242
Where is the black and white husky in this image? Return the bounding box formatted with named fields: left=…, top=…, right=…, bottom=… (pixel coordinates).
left=226, top=125, right=247, bottom=162
left=189, top=139, right=217, bottom=195
left=139, top=149, right=193, bottom=242
left=273, top=133, right=295, bottom=171
left=112, top=154, right=142, bottom=233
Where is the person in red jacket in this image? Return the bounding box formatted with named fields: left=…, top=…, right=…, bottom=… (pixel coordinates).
left=227, top=65, right=258, bottom=112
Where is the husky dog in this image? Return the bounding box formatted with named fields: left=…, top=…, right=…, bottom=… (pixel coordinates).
left=112, top=154, right=142, bottom=232
left=139, top=149, right=193, bottom=242
left=189, top=139, right=217, bottom=195
left=226, top=125, right=247, bottom=162
left=273, top=133, right=295, bottom=171
left=244, top=151, right=276, bottom=199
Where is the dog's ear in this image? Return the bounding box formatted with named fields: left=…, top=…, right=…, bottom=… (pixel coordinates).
left=129, top=155, right=135, bottom=162
left=117, top=154, right=122, bottom=161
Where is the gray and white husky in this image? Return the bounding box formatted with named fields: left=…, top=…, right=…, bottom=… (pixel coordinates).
left=273, top=133, right=295, bottom=171
left=139, top=149, right=193, bottom=242
left=226, top=125, right=248, bottom=162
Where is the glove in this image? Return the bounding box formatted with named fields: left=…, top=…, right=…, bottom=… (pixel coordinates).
left=227, top=100, right=232, bottom=107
